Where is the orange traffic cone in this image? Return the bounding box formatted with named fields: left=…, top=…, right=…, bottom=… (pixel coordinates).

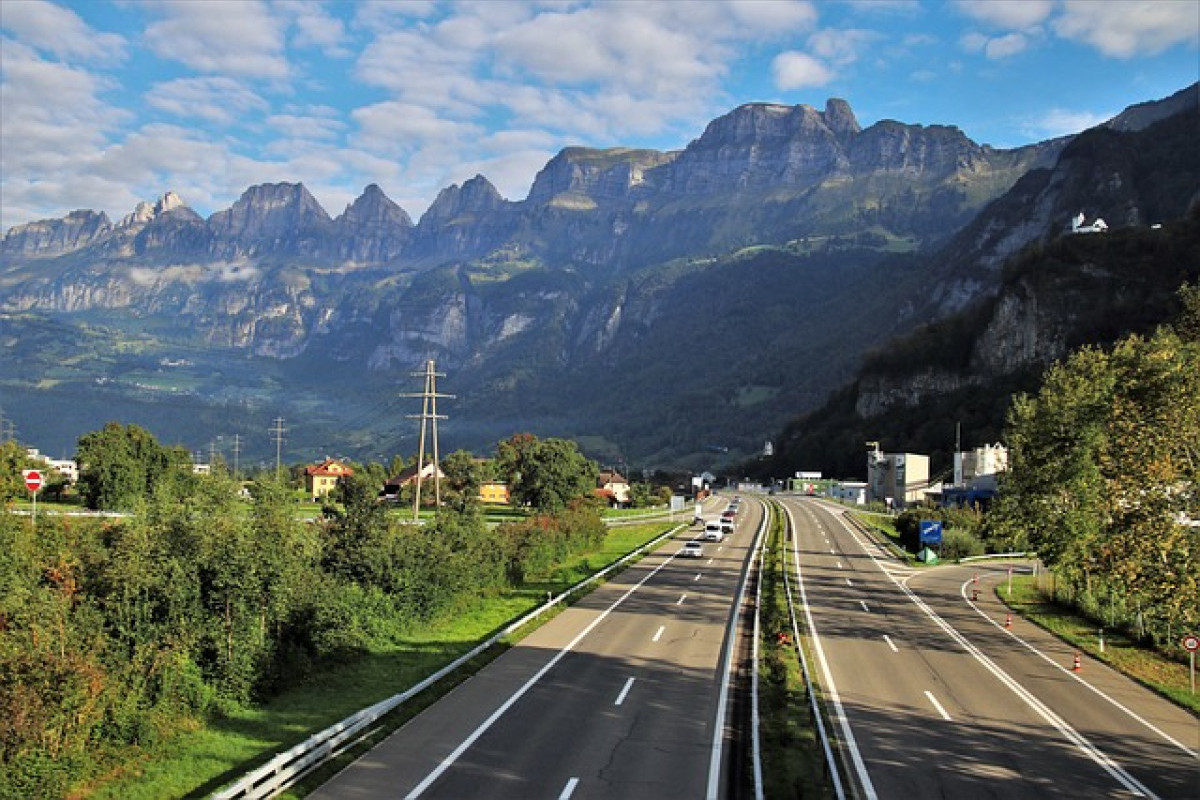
left=1072, top=652, right=1082, bottom=672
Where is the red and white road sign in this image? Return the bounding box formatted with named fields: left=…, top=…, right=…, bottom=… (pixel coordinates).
left=1184, top=635, right=1200, bottom=652
left=22, top=469, right=43, bottom=493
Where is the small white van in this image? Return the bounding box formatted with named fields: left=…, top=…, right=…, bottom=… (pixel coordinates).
left=703, top=520, right=724, bottom=542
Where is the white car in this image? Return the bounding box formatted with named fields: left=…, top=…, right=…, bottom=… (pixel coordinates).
left=682, top=541, right=704, bottom=558
left=703, top=521, right=724, bottom=541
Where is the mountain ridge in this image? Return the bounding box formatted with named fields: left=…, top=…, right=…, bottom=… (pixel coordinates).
left=1, top=87, right=1194, bottom=469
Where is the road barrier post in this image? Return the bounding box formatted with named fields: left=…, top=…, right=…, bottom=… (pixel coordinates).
left=1005, top=612, right=1012, bottom=629
left=1072, top=652, right=1082, bottom=672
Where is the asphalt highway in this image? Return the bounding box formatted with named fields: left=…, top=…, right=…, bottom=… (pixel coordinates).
left=781, top=496, right=1199, bottom=800
left=310, top=496, right=764, bottom=800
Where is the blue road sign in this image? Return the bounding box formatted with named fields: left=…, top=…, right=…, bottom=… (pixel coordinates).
left=919, top=520, right=943, bottom=545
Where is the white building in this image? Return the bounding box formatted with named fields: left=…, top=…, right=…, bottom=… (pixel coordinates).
left=954, top=442, right=1008, bottom=490
left=866, top=447, right=931, bottom=509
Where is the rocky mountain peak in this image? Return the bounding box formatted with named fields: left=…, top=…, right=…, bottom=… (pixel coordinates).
left=338, top=184, right=413, bottom=229
left=823, top=98, right=860, bottom=137
left=420, top=175, right=505, bottom=225
left=207, top=182, right=333, bottom=241
left=526, top=147, right=676, bottom=207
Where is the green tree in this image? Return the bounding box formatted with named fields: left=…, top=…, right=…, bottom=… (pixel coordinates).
left=497, top=434, right=598, bottom=513
left=440, top=449, right=482, bottom=513
left=74, top=423, right=188, bottom=511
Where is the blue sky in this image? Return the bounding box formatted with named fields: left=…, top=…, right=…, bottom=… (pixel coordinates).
left=1, top=0, right=1196, bottom=232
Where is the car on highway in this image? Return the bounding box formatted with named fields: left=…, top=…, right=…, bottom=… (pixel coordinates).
left=681, top=541, right=704, bottom=558
left=720, top=518, right=735, bottom=535
left=703, top=521, right=724, bottom=541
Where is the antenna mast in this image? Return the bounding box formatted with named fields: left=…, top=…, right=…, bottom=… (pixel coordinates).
left=401, top=360, right=455, bottom=522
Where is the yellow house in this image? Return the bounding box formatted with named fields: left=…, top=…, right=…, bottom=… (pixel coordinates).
left=305, top=458, right=354, bottom=500
left=479, top=481, right=511, bottom=504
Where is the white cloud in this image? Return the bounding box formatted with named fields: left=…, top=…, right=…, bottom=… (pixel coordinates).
left=144, top=0, right=289, bottom=78
left=985, top=32, right=1029, bottom=59
left=277, top=0, right=352, bottom=57
left=1053, top=0, right=1200, bottom=58
left=144, top=76, right=269, bottom=125
left=0, top=0, right=127, bottom=65
left=954, top=0, right=1054, bottom=29
left=808, top=28, right=879, bottom=66
left=772, top=51, right=834, bottom=89
left=1022, top=106, right=1112, bottom=139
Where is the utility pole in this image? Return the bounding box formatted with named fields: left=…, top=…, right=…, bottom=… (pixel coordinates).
left=401, top=360, right=454, bottom=523
left=269, top=417, right=287, bottom=478
left=231, top=434, right=241, bottom=480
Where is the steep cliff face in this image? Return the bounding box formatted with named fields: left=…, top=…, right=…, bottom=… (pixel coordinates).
left=334, top=183, right=413, bottom=263
left=0, top=209, right=112, bottom=257
left=206, top=183, right=337, bottom=260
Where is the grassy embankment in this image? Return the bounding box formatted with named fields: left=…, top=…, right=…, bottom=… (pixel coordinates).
left=757, top=503, right=835, bottom=799
left=1001, top=575, right=1199, bottom=715
left=88, top=520, right=680, bottom=800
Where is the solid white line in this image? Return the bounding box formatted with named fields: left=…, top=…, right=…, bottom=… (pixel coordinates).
left=652, top=625, right=665, bottom=643
left=404, top=547, right=680, bottom=798
left=784, top=504, right=877, bottom=800
left=883, top=634, right=898, bottom=653
left=859, top=600, right=870, bottom=613
left=961, top=579, right=1199, bottom=761
left=925, top=690, right=952, bottom=721
left=834, top=516, right=1157, bottom=798
left=677, top=593, right=687, bottom=605
left=558, top=777, right=579, bottom=799
left=614, top=677, right=635, bottom=706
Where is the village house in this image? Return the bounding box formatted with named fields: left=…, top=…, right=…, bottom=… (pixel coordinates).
left=305, top=458, right=354, bottom=500
left=595, top=469, right=632, bottom=507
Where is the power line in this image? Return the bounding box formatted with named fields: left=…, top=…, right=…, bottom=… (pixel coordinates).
left=269, top=417, right=287, bottom=478
left=400, top=360, right=454, bottom=522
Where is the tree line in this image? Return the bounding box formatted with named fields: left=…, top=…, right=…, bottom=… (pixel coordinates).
left=986, top=284, right=1200, bottom=649
left=0, top=431, right=607, bottom=798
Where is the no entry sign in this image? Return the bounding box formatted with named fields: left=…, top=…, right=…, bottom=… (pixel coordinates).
left=22, top=469, right=43, bottom=493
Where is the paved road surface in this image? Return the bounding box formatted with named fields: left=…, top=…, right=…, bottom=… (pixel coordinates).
left=311, top=497, right=763, bottom=799
left=782, top=496, right=1199, bottom=799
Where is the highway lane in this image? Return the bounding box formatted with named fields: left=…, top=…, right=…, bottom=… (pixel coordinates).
left=310, top=496, right=764, bottom=800
left=782, top=496, right=1198, bottom=799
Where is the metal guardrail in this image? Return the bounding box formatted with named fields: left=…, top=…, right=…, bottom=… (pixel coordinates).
left=211, top=522, right=687, bottom=799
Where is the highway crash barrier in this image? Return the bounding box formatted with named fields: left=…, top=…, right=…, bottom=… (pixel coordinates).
left=211, top=523, right=686, bottom=800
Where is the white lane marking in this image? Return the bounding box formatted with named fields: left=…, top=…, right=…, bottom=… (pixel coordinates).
left=404, top=542, right=680, bottom=799
left=845, top=578, right=853, bottom=587
left=859, top=600, right=870, bottom=613
left=961, top=579, right=1198, bottom=761
left=677, top=593, right=687, bottom=605
left=614, top=677, right=635, bottom=706
left=694, top=572, right=703, bottom=582
left=836, top=561, right=843, bottom=569
left=925, top=690, right=952, bottom=721
left=652, top=625, right=665, bottom=643
left=831, top=513, right=1158, bottom=798
left=829, top=548, right=836, bottom=554
left=883, top=634, right=899, bottom=653
left=706, top=558, right=714, bottom=565
left=559, top=777, right=579, bottom=799
left=782, top=503, right=878, bottom=800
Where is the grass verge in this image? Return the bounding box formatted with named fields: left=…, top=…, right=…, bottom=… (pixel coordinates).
left=89, top=522, right=681, bottom=800
left=1001, top=575, right=1199, bottom=714
left=758, top=506, right=834, bottom=799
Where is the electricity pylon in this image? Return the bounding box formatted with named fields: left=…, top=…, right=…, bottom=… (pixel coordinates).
left=402, top=360, right=454, bottom=522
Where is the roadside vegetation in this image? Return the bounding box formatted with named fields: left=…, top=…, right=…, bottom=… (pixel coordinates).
left=1001, top=575, right=1199, bottom=714
left=985, top=284, right=1199, bottom=662
left=757, top=503, right=834, bottom=799
left=0, top=427, right=676, bottom=799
